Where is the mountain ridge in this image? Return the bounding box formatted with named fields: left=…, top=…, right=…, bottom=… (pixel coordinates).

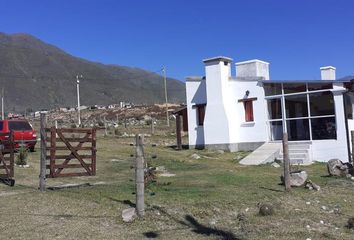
left=0, top=33, right=185, bottom=112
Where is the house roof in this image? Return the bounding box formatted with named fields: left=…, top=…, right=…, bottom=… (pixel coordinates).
left=259, top=78, right=354, bottom=84
left=203, top=56, right=233, bottom=64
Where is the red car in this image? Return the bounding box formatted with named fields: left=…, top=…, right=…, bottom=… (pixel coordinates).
left=0, top=119, right=37, bottom=151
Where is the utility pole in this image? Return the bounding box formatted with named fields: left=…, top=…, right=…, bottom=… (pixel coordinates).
left=76, top=75, right=82, bottom=126
left=162, top=66, right=169, bottom=127
left=1, top=88, right=4, bottom=120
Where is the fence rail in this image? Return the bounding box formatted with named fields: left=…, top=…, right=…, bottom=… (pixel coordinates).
left=0, top=132, right=14, bottom=179
left=44, top=127, right=97, bottom=178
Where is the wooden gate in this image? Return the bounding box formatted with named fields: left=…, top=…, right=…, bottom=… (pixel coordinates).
left=45, top=128, right=97, bottom=178
left=0, top=132, right=14, bottom=179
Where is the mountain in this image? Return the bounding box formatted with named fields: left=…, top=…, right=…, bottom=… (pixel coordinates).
left=0, top=33, right=186, bottom=112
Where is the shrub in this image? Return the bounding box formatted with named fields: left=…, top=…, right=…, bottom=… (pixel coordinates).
left=16, top=146, right=28, bottom=166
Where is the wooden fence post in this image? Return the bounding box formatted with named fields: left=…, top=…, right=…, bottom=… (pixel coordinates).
left=39, top=113, right=47, bottom=192
left=150, top=117, right=155, bottom=135
left=176, top=115, right=182, bottom=150
left=282, top=133, right=291, bottom=191
left=92, top=128, right=97, bottom=175
left=9, top=131, right=14, bottom=178
left=104, top=116, right=108, bottom=136
left=351, top=131, right=354, bottom=164
left=135, top=134, right=145, bottom=217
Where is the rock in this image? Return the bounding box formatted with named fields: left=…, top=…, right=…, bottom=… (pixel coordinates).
left=271, top=162, right=280, bottom=168
left=327, top=159, right=353, bottom=177
left=281, top=171, right=308, bottom=187
left=347, top=217, right=354, bottom=229
left=233, top=155, right=243, bottom=161
left=305, top=180, right=320, bottom=191
left=122, top=207, right=137, bottom=223
left=237, top=212, right=247, bottom=222
left=216, top=150, right=224, bottom=154
left=191, top=153, right=201, bottom=159
left=258, top=203, right=274, bottom=216
left=321, top=206, right=327, bottom=211
left=159, top=173, right=176, bottom=177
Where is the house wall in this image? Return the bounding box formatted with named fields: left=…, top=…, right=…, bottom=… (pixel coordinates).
left=229, top=80, right=268, bottom=145
left=311, top=88, right=349, bottom=162
left=186, top=79, right=206, bottom=147
left=186, top=58, right=272, bottom=151
left=346, top=92, right=354, bottom=161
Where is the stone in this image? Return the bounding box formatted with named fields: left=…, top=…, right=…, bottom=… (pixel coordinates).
left=159, top=173, right=176, bottom=177
left=258, top=203, right=274, bottom=216
left=327, top=159, right=353, bottom=177
left=122, top=207, right=137, bottom=223
left=233, top=155, right=243, bottom=161
left=347, top=217, right=354, bottom=229
left=271, top=162, right=280, bottom=168
left=281, top=171, right=308, bottom=187
left=237, top=212, right=247, bottom=222
left=217, top=150, right=225, bottom=154
left=305, top=180, right=321, bottom=191
left=191, top=153, right=201, bottom=160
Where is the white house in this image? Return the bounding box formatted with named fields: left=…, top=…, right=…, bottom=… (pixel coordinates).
left=186, top=56, right=354, bottom=164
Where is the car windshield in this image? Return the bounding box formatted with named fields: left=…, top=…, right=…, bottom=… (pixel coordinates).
left=8, top=121, right=33, bottom=131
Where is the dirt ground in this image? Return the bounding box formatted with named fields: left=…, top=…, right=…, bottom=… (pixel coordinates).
left=0, top=125, right=354, bottom=239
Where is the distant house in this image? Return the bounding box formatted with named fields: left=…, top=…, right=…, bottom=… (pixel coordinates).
left=186, top=56, right=354, bottom=164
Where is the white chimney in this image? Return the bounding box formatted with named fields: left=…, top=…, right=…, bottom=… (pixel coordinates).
left=235, top=59, right=270, bottom=80
left=320, top=66, right=336, bottom=80
left=202, top=56, right=233, bottom=146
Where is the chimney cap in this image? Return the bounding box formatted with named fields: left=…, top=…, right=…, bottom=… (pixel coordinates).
left=203, top=56, right=233, bottom=64
left=320, top=66, right=336, bottom=70
left=235, top=59, right=269, bottom=66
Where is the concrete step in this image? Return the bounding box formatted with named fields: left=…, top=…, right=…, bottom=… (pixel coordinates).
left=277, top=157, right=312, bottom=165
left=277, top=157, right=308, bottom=165
left=240, top=143, right=281, bottom=165
left=288, top=149, right=308, bottom=154
left=279, top=153, right=308, bottom=159
left=287, top=144, right=310, bottom=150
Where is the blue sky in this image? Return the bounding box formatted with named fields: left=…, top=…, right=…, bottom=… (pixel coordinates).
left=1, top=0, right=354, bottom=81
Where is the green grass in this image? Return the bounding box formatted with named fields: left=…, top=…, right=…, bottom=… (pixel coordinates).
left=0, top=130, right=353, bottom=239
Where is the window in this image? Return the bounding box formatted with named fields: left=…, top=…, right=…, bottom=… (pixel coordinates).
left=244, top=100, right=254, bottom=122
left=285, top=94, right=308, bottom=118
left=309, top=91, right=334, bottom=116
left=308, top=83, right=332, bottom=91
left=0, top=121, right=3, bottom=131
left=267, top=98, right=282, bottom=120
left=264, top=83, right=282, bottom=96
left=8, top=121, right=32, bottom=131
left=287, top=119, right=310, bottom=141
left=283, top=83, right=306, bottom=94
left=344, top=94, right=354, bottom=120
left=239, top=98, right=257, bottom=122
left=311, top=117, right=336, bottom=140
left=196, top=104, right=205, bottom=126
left=265, top=86, right=337, bottom=141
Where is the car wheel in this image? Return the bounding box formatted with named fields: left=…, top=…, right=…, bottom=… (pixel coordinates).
left=29, top=146, right=35, bottom=152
